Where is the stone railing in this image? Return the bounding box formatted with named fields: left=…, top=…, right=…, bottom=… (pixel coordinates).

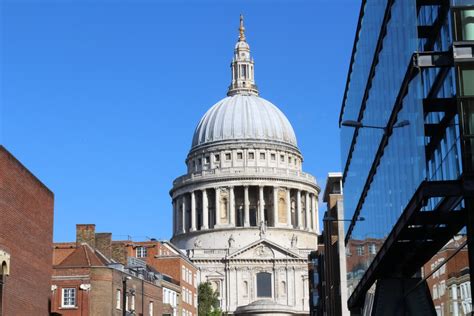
left=173, top=167, right=316, bottom=187
left=190, top=248, right=228, bottom=258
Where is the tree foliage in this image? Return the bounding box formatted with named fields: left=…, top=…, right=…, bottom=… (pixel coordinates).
left=198, top=282, right=221, bottom=316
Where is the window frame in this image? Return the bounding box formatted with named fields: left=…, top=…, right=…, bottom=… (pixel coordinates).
left=116, top=289, right=121, bottom=309
left=61, top=287, right=76, bottom=308
left=136, top=246, right=147, bottom=258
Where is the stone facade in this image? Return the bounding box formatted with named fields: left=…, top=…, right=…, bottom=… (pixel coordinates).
left=170, top=17, right=319, bottom=315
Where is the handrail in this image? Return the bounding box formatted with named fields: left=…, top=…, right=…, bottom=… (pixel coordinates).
left=173, top=167, right=316, bottom=186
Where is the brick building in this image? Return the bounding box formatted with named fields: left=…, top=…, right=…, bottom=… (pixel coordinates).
left=345, top=237, right=384, bottom=297
left=124, top=240, right=198, bottom=316
left=51, top=225, right=163, bottom=316
left=0, top=146, right=54, bottom=316
left=423, top=235, right=471, bottom=316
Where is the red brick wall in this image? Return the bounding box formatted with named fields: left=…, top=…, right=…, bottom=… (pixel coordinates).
left=154, top=257, right=197, bottom=315
left=424, top=238, right=469, bottom=315
left=125, top=241, right=197, bottom=315
left=0, top=146, right=54, bottom=316
left=50, top=267, right=90, bottom=316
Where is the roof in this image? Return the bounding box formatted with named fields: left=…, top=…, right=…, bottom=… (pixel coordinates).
left=191, top=94, right=298, bottom=151
left=55, top=243, right=110, bottom=268
left=0, top=145, right=53, bottom=196
left=161, top=241, right=199, bottom=269
left=323, top=172, right=343, bottom=202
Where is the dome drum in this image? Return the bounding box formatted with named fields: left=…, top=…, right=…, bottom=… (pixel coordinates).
left=170, top=183, right=319, bottom=239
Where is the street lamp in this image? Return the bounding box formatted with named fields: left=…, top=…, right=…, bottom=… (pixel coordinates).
left=122, top=276, right=132, bottom=316
left=341, top=119, right=410, bottom=131
left=323, top=216, right=365, bottom=222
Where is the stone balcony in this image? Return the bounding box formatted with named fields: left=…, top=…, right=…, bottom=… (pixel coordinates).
left=173, top=166, right=317, bottom=188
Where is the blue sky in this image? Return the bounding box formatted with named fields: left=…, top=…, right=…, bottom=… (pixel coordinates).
left=1, top=0, right=360, bottom=242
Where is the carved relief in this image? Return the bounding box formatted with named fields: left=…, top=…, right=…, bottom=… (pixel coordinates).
left=194, top=238, right=202, bottom=248
left=254, top=245, right=273, bottom=258
left=291, top=234, right=298, bottom=248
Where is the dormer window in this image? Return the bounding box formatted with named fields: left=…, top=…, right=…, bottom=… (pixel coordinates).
left=136, top=246, right=147, bottom=258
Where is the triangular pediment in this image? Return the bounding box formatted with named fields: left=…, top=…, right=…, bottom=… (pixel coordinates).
left=227, top=239, right=301, bottom=260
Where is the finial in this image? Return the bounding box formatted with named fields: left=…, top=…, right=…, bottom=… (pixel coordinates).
left=239, top=14, right=246, bottom=42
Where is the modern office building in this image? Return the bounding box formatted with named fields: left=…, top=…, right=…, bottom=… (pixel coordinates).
left=339, top=0, right=474, bottom=313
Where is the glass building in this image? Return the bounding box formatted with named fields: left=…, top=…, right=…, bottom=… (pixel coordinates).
left=339, top=0, right=474, bottom=312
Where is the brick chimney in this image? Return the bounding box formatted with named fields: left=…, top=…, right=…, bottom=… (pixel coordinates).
left=95, top=233, right=112, bottom=258
left=76, top=224, right=96, bottom=247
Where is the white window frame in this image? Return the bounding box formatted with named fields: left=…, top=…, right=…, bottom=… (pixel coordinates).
left=136, top=246, right=147, bottom=258
left=61, top=288, right=76, bottom=308
left=116, top=289, right=121, bottom=309
left=131, top=294, right=136, bottom=311
left=149, top=301, right=154, bottom=316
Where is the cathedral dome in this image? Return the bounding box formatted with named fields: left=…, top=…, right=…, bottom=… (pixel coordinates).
left=191, top=94, right=298, bottom=149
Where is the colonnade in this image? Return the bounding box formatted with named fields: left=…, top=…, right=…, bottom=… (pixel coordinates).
left=172, top=185, right=318, bottom=235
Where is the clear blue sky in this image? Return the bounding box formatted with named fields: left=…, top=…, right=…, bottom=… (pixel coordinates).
left=1, top=0, right=360, bottom=242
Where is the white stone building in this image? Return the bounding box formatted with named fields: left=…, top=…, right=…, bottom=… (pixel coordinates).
left=170, top=16, right=319, bottom=315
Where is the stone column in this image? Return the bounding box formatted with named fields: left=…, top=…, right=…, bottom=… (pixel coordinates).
left=286, top=189, right=292, bottom=227
left=311, top=194, right=317, bottom=232
left=172, top=199, right=176, bottom=234
left=244, top=186, right=250, bottom=227
left=305, top=191, right=311, bottom=231
left=190, top=191, right=196, bottom=231
left=296, top=190, right=302, bottom=229
left=215, top=187, right=221, bottom=226
left=273, top=186, right=278, bottom=227
left=230, top=186, right=235, bottom=226
left=315, top=196, right=320, bottom=234
left=181, top=195, right=186, bottom=234
left=259, top=185, right=265, bottom=224
left=202, top=189, right=209, bottom=230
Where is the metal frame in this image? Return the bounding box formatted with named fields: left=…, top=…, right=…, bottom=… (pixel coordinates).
left=348, top=180, right=473, bottom=308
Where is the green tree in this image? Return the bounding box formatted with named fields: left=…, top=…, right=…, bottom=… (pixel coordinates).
left=198, top=282, right=221, bottom=316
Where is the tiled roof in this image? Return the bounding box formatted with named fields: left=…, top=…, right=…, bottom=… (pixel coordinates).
left=55, top=243, right=110, bottom=267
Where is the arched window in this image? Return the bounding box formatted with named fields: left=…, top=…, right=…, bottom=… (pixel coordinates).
left=256, top=272, right=272, bottom=298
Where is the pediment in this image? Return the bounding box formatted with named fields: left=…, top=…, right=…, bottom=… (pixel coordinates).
left=227, top=239, right=301, bottom=260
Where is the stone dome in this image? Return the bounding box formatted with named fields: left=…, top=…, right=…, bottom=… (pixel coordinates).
left=191, top=94, right=298, bottom=149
